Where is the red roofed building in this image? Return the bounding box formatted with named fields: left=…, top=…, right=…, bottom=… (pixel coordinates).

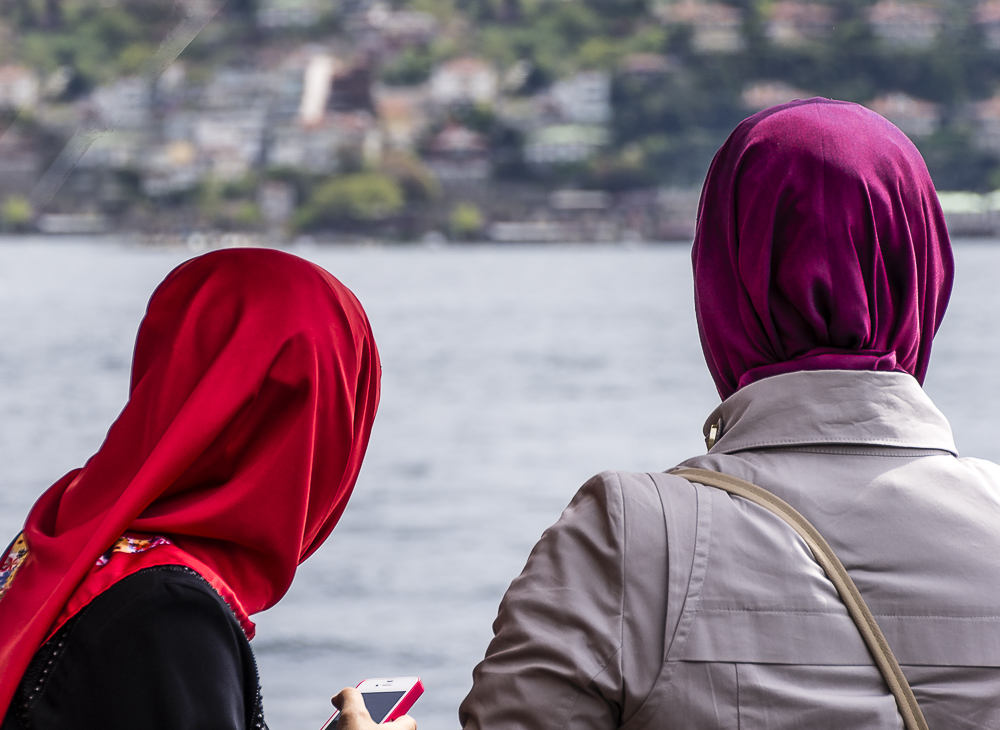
left=424, top=123, right=491, bottom=181
left=374, top=86, right=430, bottom=150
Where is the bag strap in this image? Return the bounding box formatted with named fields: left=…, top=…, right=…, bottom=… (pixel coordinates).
left=672, top=467, right=929, bottom=730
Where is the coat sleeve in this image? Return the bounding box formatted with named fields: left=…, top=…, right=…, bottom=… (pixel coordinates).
left=459, top=471, right=632, bottom=730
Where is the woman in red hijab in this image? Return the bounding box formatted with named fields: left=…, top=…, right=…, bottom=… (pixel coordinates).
left=0, top=248, right=381, bottom=729
left=461, top=100, right=1000, bottom=729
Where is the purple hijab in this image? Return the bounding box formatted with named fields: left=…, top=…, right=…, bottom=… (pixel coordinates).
left=693, top=98, right=954, bottom=400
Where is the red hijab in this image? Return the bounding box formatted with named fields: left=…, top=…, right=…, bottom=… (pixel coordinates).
left=692, top=98, right=954, bottom=399
left=0, top=248, right=380, bottom=716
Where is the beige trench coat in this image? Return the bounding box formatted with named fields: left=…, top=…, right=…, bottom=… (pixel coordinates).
left=460, top=370, right=1000, bottom=729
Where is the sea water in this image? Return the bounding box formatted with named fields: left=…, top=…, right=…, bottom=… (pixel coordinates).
left=0, top=238, right=997, bottom=729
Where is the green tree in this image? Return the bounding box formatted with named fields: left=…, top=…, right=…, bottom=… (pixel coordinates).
left=233, top=201, right=263, bottom=229
left=1, top=195, right=33, bottom=231
left=294, top=173, right=405, bottom=230
left=381, top=47, right=435, bottom=86
left=450, top=201, right=483, bottom=239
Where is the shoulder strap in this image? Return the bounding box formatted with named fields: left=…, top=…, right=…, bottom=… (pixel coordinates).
left=672, top=467, right=928, bottom=730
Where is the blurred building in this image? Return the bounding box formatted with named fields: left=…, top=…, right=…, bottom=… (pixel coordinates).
left=657, top=1, right=745, bottom=53
left=489, top=220, right=571, bottom=243
left=550, top=71, right=612, bottom=125
left=78, top=131, right=144, bottom=172
left=936, top=190, right=1000, bottom=236
left=0, top=65, right=39, bottom=111
left=866, top=92, right=939, bottom=137
left=971, top=94, right=1000, bottom=153
left=550, top=189, right=610, bottom=211
left=430, top=58, right=498, bottom=107
left=974, top=1, right=1000, bottom=50
left=525, top=124, right=609, bottom=164
left=765, top=2, right=834, bottom=46
left=495, top=96, right=543, bottom=132
left=329, top=59, right=376, bottom=112
left=299, top=54, right=338, bottom=126
left=337, top=110, right=383, bottom=167
left=374, top=85, right=430, bottom=150
left=0, top=126, right=43, bottom=194
left=91, top=77, right=151, bottom=130
left=140, top=141, right=202, bottom=197
left=268, top=122, right=341, bottom=173
left=258, top=180, right=296, bottom=229
left=201, top=68, right=276, bottom=112
left=257, top=0, right=324, bottom=29
left=867, top=1, right=941, bottom=48
left=424, top=123, right=490, bottom=181
left=194, top=111, right=268, bottom=180
left=619, top=53, right=677, bottom=76
left=742, top=81, right=811, bottom=111
left=655, top=187, right=701, bottom=240
left=363, top=2, right=438, bottom=46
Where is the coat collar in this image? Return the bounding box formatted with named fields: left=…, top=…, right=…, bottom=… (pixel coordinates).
left=703, top=370, right=957, bottom=456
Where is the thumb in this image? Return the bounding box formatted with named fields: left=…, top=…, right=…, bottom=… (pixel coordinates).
left=332, top=687, right=370, bottom=718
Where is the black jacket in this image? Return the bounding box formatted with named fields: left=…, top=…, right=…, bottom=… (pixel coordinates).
left=1, top=565, right=266, bottom=730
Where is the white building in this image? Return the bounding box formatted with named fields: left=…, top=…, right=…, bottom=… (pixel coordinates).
left=364, top=2, right=438, bottom=44
left=866, top=93, right=939, bottom=137
left=867, top=1, right=941, bottom=48
left=430, top=58, right=498, bottom=107
left=201, top=68, right=275, bottom=111
left=91, top=77, right=151, bottom=129
left=551, top=71, right=611, bottom=125
left=268, top=122, right=342, bottom=174
left=657, top=1, right=745, bottom=53
left=0, top=65, right=39, bottom=110
left=525, top=124, right=609, bottom=164
left=194, top=110, right=267, bottom=180
left=299, top=54, right=337, bottom=126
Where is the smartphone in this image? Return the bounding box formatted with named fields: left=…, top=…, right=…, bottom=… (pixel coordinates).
left=320, top=677, right=424, bottom=730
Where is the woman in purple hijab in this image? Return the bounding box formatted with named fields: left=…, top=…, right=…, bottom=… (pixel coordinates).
left=461, top=99, right=1000, bottom=730
left=693, top=97, right=953, bottom=399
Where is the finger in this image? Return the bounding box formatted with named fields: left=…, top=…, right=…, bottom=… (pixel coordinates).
left=332, top=686, right=368, bottom=716
left=384, top=715, right=417, bottom=730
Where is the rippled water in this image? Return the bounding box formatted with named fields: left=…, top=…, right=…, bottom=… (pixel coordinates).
left=0, top=238, right=998, bottom=729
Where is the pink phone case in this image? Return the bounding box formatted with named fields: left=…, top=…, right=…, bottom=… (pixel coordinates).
left=384, top=679, right=424, bottom=722
left=321, top=678, right=424, bottom=729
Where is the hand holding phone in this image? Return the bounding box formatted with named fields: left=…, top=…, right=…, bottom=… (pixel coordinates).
left=322, top=677, right=423, bottom=730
